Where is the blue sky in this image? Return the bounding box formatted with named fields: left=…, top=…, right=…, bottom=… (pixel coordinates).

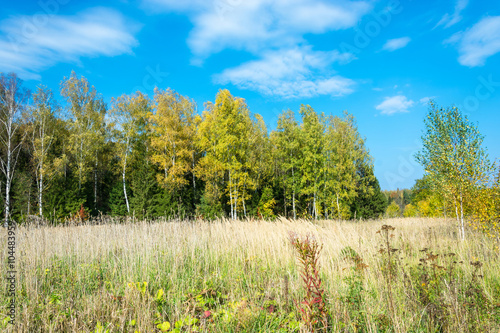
left=1, top=0, right=499, bottom=190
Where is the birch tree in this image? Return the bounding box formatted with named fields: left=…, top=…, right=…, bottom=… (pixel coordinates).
left=149, top=88, right=195, bottom=210
left=271, top=110, right=302, bottom=219
left=415, top=103, right=494, bottom=240
left=247, top=114, right=271, bottom=217
left=110, top=92, right=150, bottom=214
left=299, top=105, right=324, bottom=219
left=324, top=112, right=372, bottom=219
left=0, top=73, right=29, bottom=225
left=28, top=85, right=60, bottom=217
left=196, top=89, right=253, bottom=219
left=61, top=71, right=106, bottom=210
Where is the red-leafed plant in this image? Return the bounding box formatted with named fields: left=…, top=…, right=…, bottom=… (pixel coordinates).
left=73, top=204, right=88, bottom=224
left=289, top=232, right=328, bottom=332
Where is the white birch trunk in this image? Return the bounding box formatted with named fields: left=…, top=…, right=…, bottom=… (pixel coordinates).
left=39, top=168, right=43, bottom=216
left=242, top=182, right=246, bottom=218
left=94, top=154, right=98, bottom=210
left=313, top=192, right=317, bottom=220
left=453, top=196, right=460, bottom=238
left=234, top=186, right=238, bottom=220
left=122, top=137, right=130, bottom=213
left=0, top=75, right=28, bottom=226
left=336, top=192, right=341, bottom=221
left=123, top=166, right=130, bottom=214
left=37, top=127, right=45, bottom=216
left=460, top=192, right=465, bottom=241
left=229, top=171, right=234, bottom=219
left=4, top=123, right=12, bottom=225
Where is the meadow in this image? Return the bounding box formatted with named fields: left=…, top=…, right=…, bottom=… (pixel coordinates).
left=1, top=217, right=499, bottom=332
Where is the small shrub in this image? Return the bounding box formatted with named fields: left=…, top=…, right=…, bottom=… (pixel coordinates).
left=385, top=202, right=401, bottom=218
left=377, top=225, right=398, bottom=322
left=258, top=187, right=276, bottom=219
left=340, top=248, right=369, bottom=330
left=340, top=246, right=360, bottom=262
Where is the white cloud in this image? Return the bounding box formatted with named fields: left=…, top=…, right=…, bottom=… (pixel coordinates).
left=435, top=0, right=468, bottom=28
left=445, top=16, right=500, bottom=67
left=214, top=46, right=355, bottom=98
left=145, top=0, right=371, bottom=60
left=443, top=31, right=463, bottom=45
left=376, top=95, right=414, bottom=115
left=0, top=7, right=139, bottom=80
left=145, top=0, right=371, bottom=97
left=382, top=37, right=411, bottom=51
left=419, top=96, right=435, bottom=105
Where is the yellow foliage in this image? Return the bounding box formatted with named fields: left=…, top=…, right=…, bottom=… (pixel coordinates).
left=469, top=187, right=500, bottom=238
left=385, top=201, right=400, bottom=218
left=259, top=199, right=276, bottom=219
left=403, top=204, right=418, bottom=217
left=417, top=200, right=431, bottom=217
left=149, top=88, right=196, bottom=191
left=414, top=194, right=445, bottom=218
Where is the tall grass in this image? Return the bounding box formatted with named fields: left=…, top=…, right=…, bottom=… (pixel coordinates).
left=1, top=217, right=499, bottom=332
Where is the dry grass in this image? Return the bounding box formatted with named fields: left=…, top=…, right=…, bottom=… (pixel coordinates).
left=1, top=217, right=499, bottom=332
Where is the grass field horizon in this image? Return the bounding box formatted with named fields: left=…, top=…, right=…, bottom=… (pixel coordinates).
left=1, top=217, right=499, bottom=332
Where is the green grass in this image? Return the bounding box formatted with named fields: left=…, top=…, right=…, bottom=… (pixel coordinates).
left=1, top=217, right=499, bottom=332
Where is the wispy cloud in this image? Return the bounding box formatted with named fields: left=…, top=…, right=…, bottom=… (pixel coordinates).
left=445, top=16, right=500, bottom=67
left=376, top=95, right=414, bottom=115
left=0, top=7, right=139, bottom=80
left=213, top=46, right=355, bottom=99
left=435, top=0, right=468, bottom=28
left=145, top=0, right=371, bottom=61
left=145, top=0, right=370, bottom=98
left=419, top=96, right=436, bottom=105
left=382, top=37, right=411, bottom=52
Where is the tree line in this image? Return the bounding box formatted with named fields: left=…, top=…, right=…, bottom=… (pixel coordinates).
left=0, top=71, right=387, bottom=223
